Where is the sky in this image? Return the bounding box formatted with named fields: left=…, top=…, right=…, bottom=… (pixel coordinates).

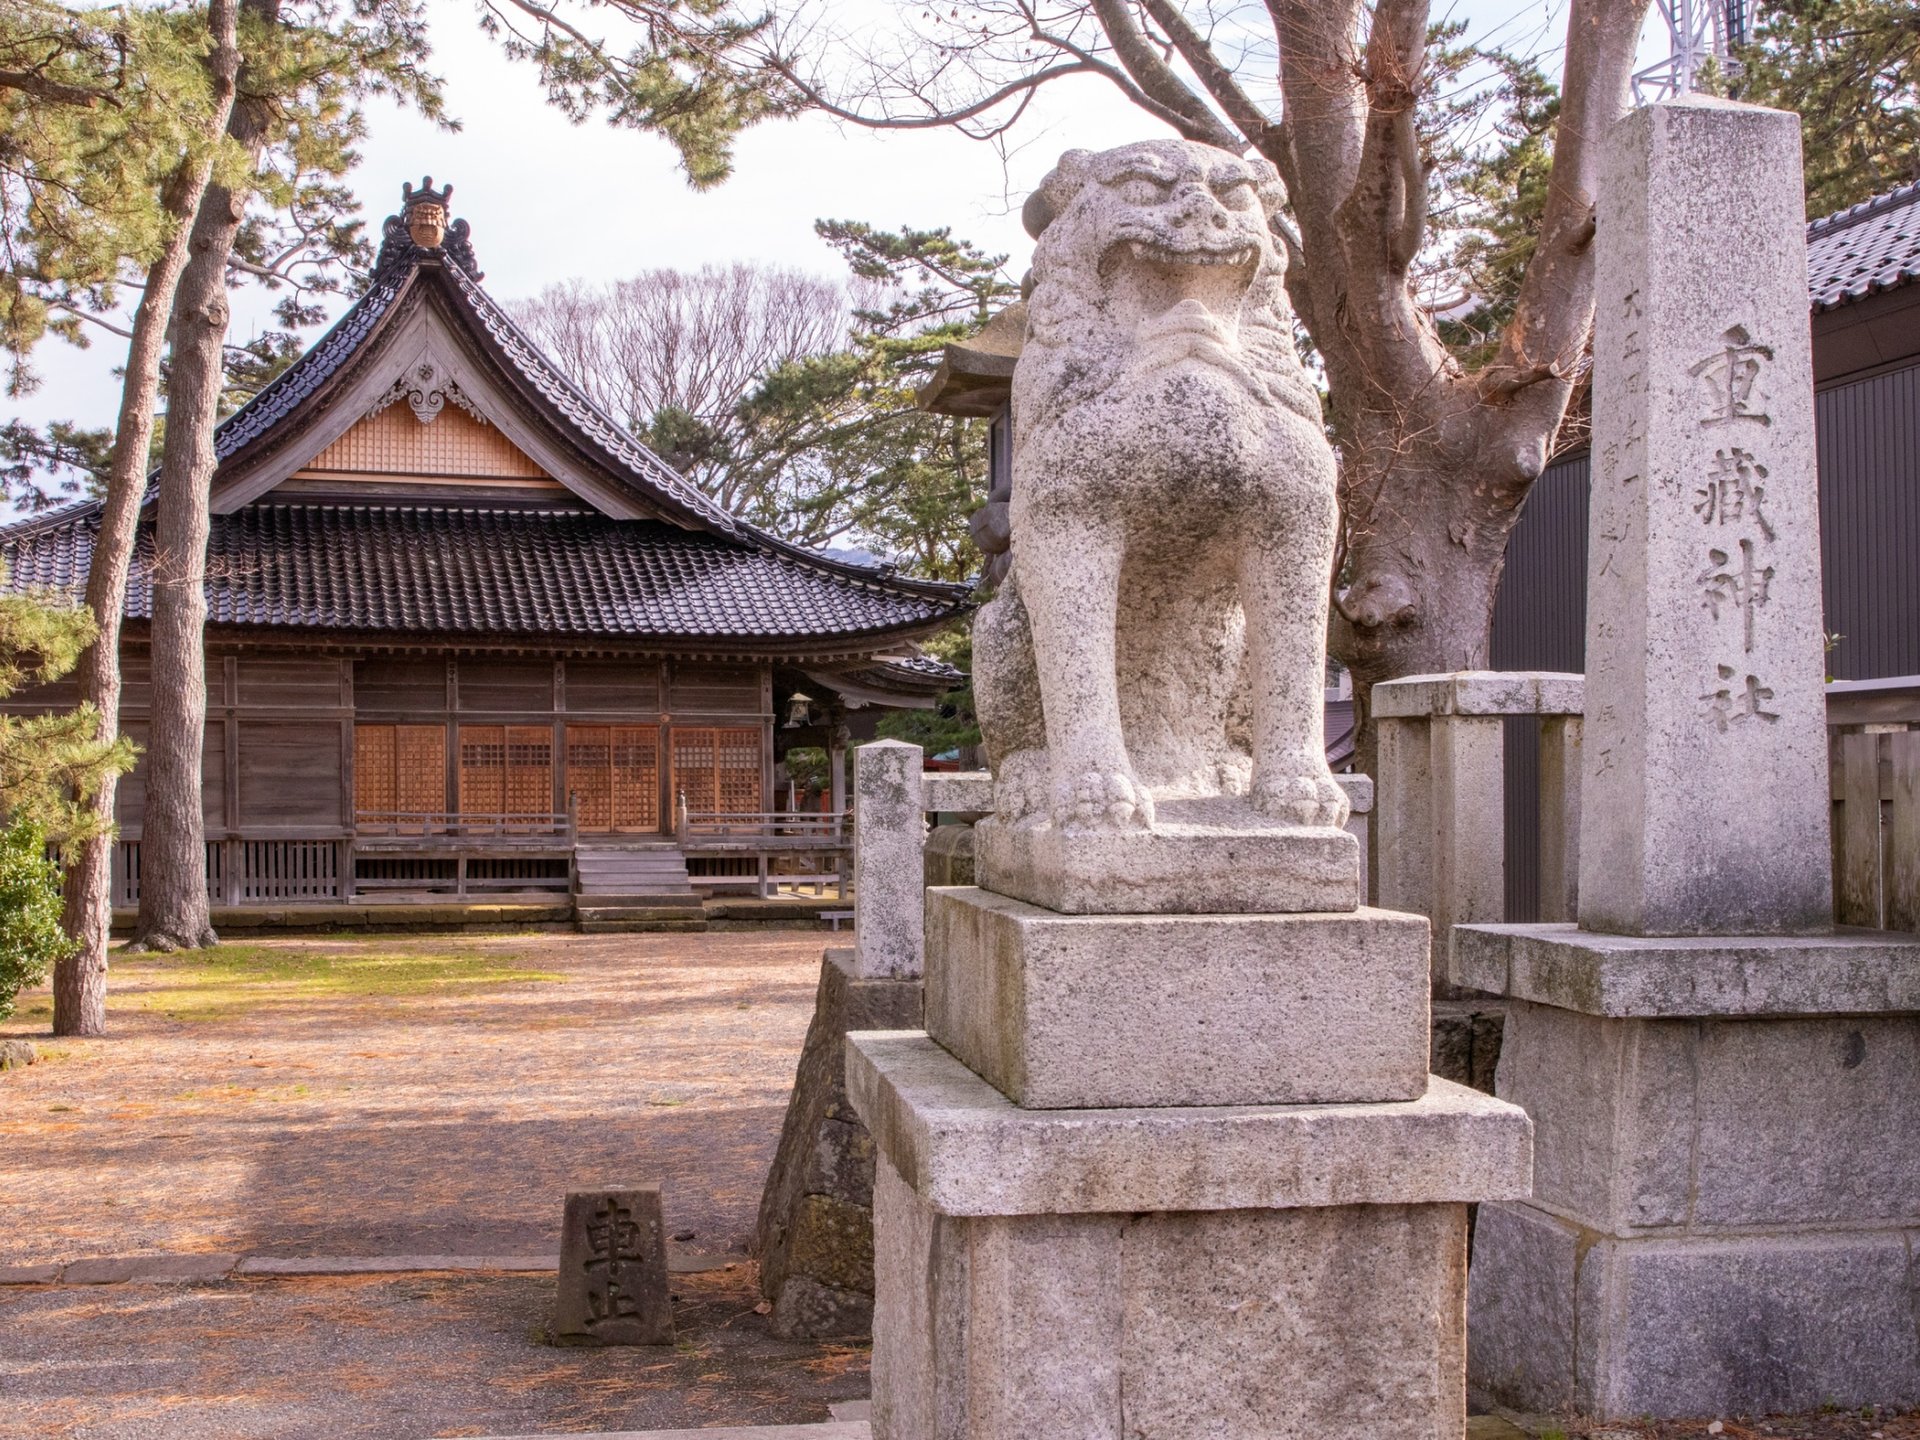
left=13, top=0, right=1657, bottom=455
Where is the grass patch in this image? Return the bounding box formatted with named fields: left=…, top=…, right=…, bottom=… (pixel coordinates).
left=112, top=940, right=565, bottom=1023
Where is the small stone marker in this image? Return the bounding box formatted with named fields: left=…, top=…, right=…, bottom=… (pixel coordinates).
left=1580, top=95, right=1832, bottom=936
left=851, top=740, right=925, bottom=979
left=554, top=1187, right=674, bottom=1346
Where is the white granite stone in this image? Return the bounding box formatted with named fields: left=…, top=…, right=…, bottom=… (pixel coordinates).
left=968, top=139, right=1353, bottom=905
left=845, top=1031, right=1530, bottom=1217
left=852, top=740, right=926, bottom=980
left=975, top=796, right=1359, bottom=915
left=1372, top=670, right=1584, bottom=720
left=869, top=1160, right=1477, bottom=1440
left=1581, top=98, right=1831, bottom=936
left=924, top=886, right=1429, bottom=1107
left=1488, top=999, right=1920, bottom=1235
left=1451, top=921, right=1920, bottom=1017
left=1469, top=1202, right=1920, bottom=1418
left=920, top=771, right=993, bottom=815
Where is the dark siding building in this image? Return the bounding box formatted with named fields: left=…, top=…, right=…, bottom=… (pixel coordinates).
left=1491, top=178, right=1920, bottom=916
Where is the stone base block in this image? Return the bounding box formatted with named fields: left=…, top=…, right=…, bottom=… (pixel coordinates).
left=925, top=887, right=1430, bottom=1107
left=755, top=951, right=922, bottom=1339
left=1470, top=1200, right=1920, bottom=1418
left=853, top=1032, right=1531, bottom=1440
left=975, top=798, right=1358, bottom=915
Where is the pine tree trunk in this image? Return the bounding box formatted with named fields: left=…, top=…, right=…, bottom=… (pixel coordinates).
left=132, top=4, right=270, bottom=953
left=55, top=0, right=241, bottom=1020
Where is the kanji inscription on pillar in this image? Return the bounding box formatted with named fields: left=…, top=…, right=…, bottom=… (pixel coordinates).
left=554, top=1186, right=675, bottom=1346
left=1579, top=96, right=1832, bottom=937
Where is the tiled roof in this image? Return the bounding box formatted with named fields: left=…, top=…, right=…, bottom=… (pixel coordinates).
left=1807, top=178, right=1920, bottom=313
left=3, top=504, right=966, bottom=646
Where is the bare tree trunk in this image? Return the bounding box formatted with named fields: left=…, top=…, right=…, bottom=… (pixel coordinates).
left=55, top=0, right=241, bottom=1020
left=133, top=0, right=274, bottom=953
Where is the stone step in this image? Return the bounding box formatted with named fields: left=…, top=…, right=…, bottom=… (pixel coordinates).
left=573, top=892, right=702, bottom=907
left=575, top=916, right=710, bottom=934
left=575, top=904, right=707, bottom=921
left=470, top=1423, right=869, bottom=1440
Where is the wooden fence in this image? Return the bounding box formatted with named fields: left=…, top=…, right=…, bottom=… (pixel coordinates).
left=1828, top=677, right=1920, bottom=929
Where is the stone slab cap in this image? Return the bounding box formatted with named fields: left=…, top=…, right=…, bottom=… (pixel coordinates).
left=1451, top=921, right=1920, bottom=1018
left=976, top=801, right=1359, bottom=915
left=1372, top=671, right=1585, bottom=720
left=845, top=1031, right=1532, bottom=1216
left=1336, top=772, right=1374, bottom=813
left=925, top=887, right=1429, bottom=1108
left=921, top=770, right=994, bottom=813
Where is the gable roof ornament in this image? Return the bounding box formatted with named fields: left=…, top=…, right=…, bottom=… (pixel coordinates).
left=367, top=355, right=487, bottom=426
left=375, top=175, right=482, bottom=279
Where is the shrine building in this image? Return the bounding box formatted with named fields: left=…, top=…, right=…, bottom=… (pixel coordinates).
left=1, top=179, right=970, bottom=910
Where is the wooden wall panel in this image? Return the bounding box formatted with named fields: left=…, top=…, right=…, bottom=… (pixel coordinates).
left=238, top=721, right=342, bottom=828
left=238, top=655, right=346, bottom=709
left=115, top=722, right=148, bottom=827
left=304, top=402, right=547, bottom=478
left=356, top=658, right=446, bottom=712
left=670, top=664, right=762, bottom=715
left=457, top=659, right=553, bottom=713
left=114, top=724, right=229, bottom=830
left=565, top=660, right=661, bottom=714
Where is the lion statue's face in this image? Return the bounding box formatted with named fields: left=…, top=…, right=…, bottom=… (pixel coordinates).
left=1017, top=140, right=1318, bottom=432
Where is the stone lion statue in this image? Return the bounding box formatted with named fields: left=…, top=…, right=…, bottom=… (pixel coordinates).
left=974, top=139, right=1349, bottom=835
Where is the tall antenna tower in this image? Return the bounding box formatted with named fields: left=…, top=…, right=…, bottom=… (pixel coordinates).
left=1632, top=0, right=1752, bottom=102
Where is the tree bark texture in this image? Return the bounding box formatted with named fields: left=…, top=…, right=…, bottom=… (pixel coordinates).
left=55, top=0, right=241, bottom=1023
left=132, top=0, right=274, bottom=953
left=967, top=0, right=1649, bottom=705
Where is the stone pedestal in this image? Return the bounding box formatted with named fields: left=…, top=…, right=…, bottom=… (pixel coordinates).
left=851, top=1033, right=1531, bottom=1440
left=1453, top=922, right=1920, bottom=1415
left=924, top=887, right=1429, bottom=1107
left=755, top=949, right=922, bottom=1338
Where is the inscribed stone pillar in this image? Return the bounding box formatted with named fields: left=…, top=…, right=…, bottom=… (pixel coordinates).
left=1453, top=97, right=1920, bottom=1420
left=1579, top=96, right=1831, bottom=936
left=852, top=740, right=925, bottom=980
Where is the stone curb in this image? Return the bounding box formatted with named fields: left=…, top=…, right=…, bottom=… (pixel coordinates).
left=0, top=1250, right=745, bottom=1286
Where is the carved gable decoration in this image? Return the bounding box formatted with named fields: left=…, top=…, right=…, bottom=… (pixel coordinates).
left=302, top=397, right=547, bottom=480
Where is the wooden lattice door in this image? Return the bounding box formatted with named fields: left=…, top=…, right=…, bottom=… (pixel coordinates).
left=671, top=727, right=762, bottom=815
left=458, top=725, right=553, bottom=819
left=354, top=724, right=446, bottom=822
left=567, top=725, right=660, bottom=832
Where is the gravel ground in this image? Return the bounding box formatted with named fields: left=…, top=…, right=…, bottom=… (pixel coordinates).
left=0, top=1266, right=867, bottom=1440
left=0, top=930, right=856, bottom=1438
left=0, top=931, right=826, bottom=1264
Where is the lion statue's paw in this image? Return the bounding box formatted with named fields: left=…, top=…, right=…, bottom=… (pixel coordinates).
left=1055, top=767, right=1156, bottom=833
left=1250, top=772, right=1350, bottom=829
left=994, top=749, right=1053, bottom=828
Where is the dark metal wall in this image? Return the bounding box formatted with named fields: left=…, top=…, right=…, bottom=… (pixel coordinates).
left=1489, top=453, right=1591, bottom=921
left=1817, top=363, right=1920, bottom=681
left=1487, top=355, right=1920, bottom=917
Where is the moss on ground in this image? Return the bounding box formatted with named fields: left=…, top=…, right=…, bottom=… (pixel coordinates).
left=12, top=937, right=563, bottom=1026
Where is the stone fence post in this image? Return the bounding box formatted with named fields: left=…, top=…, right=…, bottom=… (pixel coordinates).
left=1373, top=671, right=1585, bottom=986
left=850, top=740, right=926, bottom=980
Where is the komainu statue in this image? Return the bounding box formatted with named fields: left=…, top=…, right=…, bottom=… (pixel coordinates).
left=975, top=139, right=1349, bottom=837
